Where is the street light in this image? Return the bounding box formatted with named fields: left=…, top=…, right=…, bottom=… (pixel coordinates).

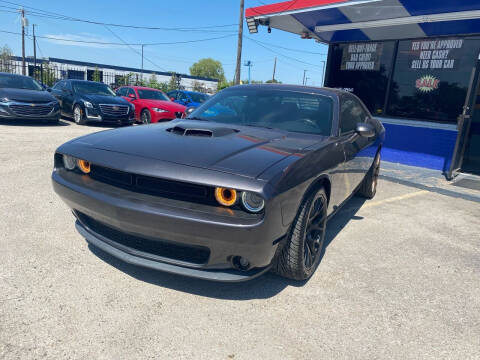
left=243, top=60, right=253, bottom=84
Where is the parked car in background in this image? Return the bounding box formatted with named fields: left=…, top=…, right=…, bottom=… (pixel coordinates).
left=0, top=72, right=60, bottom=124
left=167, top=90, right=209, bottom=107
left=50, top=80, right=134, bottom=126
left=116, top=86, right=186, bottom=124
left=52, top=84, right=384, bottom=282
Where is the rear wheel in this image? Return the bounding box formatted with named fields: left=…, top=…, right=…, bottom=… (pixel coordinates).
left=272, top=187, right=328, bottom=280
left=358, top=152, right=381, bottom=199
left=141, top=109, right=151, bottom=124
left=73, top=105, right=86, bottom=125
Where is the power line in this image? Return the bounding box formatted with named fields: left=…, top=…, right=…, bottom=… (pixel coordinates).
left=246, top=36, right=325, bottom=69
left=0, top=29, right=236, bottom=46
left=246, top=37, right=327, bottom=55
left=0, top=0, right=238, bottom=31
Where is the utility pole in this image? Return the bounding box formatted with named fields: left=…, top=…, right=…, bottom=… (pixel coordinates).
left=272, top=57, right=277, bottom=82
left=32, top=24, right=36, bottom=78
left=234, top=0, right=245, bottom=85
left=21, top=8, right=26, bottom=75
left=302, top=69, right=307, bottom=85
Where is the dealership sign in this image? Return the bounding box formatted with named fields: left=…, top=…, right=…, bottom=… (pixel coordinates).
left=416, top=75, right=439, bottom=92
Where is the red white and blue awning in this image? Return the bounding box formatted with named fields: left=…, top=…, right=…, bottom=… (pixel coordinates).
left=245, top=0, right=480, bottom=43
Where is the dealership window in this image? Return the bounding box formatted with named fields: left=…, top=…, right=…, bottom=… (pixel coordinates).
left=387, top=36, right=480, bottom=123
left=327, top=41, right=396, bottom=115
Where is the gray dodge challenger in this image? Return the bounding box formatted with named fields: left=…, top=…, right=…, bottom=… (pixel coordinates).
left=52, top=84, right=385, bottom=282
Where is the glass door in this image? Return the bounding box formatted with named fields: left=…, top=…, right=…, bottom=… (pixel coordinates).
left=462, top=70, right=480, bottom=175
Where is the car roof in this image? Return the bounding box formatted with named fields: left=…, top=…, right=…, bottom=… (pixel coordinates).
left=129, top=86, right=164, bottom=91
left=223, top=84, right=345, bottom=97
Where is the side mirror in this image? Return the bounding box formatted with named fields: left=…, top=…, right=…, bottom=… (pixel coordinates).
left=356, top=122, right=375, bottom=137
left=185, top=106, right=197, bottom=117
left=128, top=93, right=136, bottom=99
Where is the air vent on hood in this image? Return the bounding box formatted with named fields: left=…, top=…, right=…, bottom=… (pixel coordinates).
left=166, top=125, right=239, bottom=138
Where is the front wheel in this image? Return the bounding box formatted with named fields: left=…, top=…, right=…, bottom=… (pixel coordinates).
left=73, top=105, right=86, bottom=125
left=272, top=187, right=328, bottom=280
left=141, top=109, right=151, bottom=124
left=357, top=152, right=381, bottom=199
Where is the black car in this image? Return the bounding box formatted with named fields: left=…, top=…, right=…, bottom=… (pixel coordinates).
left=52, top=84, right=385, bottom=282
left=0, top=72, right=60, bottom=123
left=50, top=80, right=134, bottom=125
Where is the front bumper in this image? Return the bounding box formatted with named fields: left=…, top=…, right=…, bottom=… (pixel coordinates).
left=150, top=110, right=183, bottom=123
left=52, top=170, right=283, bottom=282
left=85, top=107, right=134, bottom=124
left=0, top=101, right=60, bottom=120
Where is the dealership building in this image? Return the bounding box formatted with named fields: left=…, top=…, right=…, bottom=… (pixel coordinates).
left=246, top=0, right=480, bottom=178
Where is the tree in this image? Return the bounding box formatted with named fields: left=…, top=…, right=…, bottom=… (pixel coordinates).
left=192, top=81, right=206, bottom=93
left=0, top=45, right=13, bottom=73
left=266, top=79, right=282, bottom=84
left=190, top=58, right=226, bottom=84
left=147, top=73, right=159, bottom=89
left=35, top=62, right=57, bottom=87
left=168, top=72, right=181, bottom=91
left=92, top=66, right=101, bottom=82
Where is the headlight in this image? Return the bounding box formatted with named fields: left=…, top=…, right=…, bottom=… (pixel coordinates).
left=62, top=155, right=77, bottom=170
left=83, top=101, right=93, bottom=108
left=152, top=107, right=168, bottom=113
left=77, top=159, right=91, bottom=174
left=215, top=187, right=237, bottom=207
left=241, top=191, right=265, bottom=213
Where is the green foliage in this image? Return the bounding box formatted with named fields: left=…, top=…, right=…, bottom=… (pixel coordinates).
left=0, top=45, right=13, bottom=72
left=168, top=72, right=181, bottom=91
left=190, top=58, right=226, bottom=83
left=92, top=66, right=101, bottom=82
left=34, top=62, right=57, bottom=87
left=266, top=79, right=282, bottom=84
left=218, top=79, right=234, bottom=91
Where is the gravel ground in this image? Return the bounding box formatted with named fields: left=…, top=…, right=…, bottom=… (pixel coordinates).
left=1, top=119, right=479, bottom=359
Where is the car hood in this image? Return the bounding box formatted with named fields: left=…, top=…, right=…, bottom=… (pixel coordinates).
left=81, top=94, right=128, bottom=105
left=0, top=88, right=56, bottom=102
left=73, top=120, right=324, bottom=178
left=139, top=99, right=186, bottom=111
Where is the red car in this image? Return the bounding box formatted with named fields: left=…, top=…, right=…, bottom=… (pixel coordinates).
left=116, top=86, right=186, bottom=124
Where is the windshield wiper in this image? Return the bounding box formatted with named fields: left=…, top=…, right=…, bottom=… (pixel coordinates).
left=185, top=116, right=208, bottom=121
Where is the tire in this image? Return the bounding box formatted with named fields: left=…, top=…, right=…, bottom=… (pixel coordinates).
left=73, top=105, right=86, bottom=125
left=357, top=152, right=381, bottom=199
left=141, top=109, right=151, bottom=124
left=272, top=187, right=328, bottom=280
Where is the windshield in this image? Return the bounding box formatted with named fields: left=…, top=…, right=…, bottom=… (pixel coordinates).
left=137, top=89, right=169, bottom=101
left=189, top=92, right=209, bottom=103
left=73, top=82, right=115, bottom=96
left=0, top=74, right=43, bottom=91
left=189, top=89, right=333, bottom=135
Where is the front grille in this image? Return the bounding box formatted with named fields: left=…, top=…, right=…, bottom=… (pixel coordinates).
left=77, top=212, right=210, bottom=265
left=99, top=104, right=129, bottom=116
left=10, top=104, right=53, bottom=116
left=89, top=164, right=212, bottom=204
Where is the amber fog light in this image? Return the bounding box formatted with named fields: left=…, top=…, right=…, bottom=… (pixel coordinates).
left=215, top=187, right=237, bottom=206
left=77, top=159, right=91, bottom=174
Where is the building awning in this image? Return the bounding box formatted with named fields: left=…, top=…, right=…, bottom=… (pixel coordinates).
left=245, top=0, right=480, bottom=43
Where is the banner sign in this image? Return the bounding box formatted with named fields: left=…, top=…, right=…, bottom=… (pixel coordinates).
left=409, top=38, right=463, bottom=70
left=341, top=43, right=383, bottom=71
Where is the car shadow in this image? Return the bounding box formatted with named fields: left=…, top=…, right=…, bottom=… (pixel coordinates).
left=0, top=118, right=70, bottom=127
left=87, top=195, right=367, bottom=300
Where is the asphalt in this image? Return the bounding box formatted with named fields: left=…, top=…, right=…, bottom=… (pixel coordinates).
left=1, top=119, right=479, bottom=359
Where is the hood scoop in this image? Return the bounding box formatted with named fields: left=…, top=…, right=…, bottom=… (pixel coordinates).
left=166, top=125, right=239, bottom=138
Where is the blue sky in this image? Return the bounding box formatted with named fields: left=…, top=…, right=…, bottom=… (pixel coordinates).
left=0, top=0, right=328, bottom=85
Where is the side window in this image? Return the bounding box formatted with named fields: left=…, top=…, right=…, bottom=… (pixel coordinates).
left=167, top=91, right=176, bottom=100
left=127, top=88, right=136, bottom=98
left=178, top=92, right=187, bottom=101
left=116, top=87, right=126, bottom=96
left=340, top=96, right=368, bottom=133
left=52, top=81, right=63, bottom=90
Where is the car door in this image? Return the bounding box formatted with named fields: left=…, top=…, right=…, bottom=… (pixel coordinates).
left=338, top=94, right=376, bottom=195
left=50, top=81, right=65, bottom=111
left=62, top=81, right=75, bottom=115
left=125, top=87, right=139, bottom=120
